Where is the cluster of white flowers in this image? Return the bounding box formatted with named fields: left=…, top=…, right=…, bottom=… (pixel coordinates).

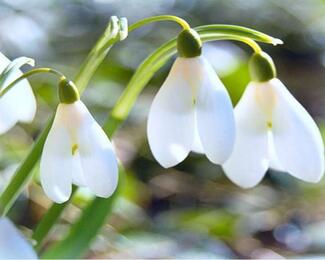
left=0, top=54, right=119, bottom=204
left=0, top=24, right=324, bottom=257
left=0, top=29, right=324, bottom=203
left=148, top=29, right=324, bottom=188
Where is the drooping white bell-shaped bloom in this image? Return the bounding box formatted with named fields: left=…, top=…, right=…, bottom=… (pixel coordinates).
left=40, top=100, right=118, bottom=203
left=0, top=217, right=37, bottom=259
left=223, top=78, right=324, bottom=188
left=147, top=56, right=235, bottom=168
left=0, top=53, right=36, bottom=134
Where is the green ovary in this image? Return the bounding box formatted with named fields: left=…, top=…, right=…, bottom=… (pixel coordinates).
left=71, top=144, right=79, bottom=155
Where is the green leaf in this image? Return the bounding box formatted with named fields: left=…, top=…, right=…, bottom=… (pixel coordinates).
left=32, top=186, right=77, bottom=250
left=41, top=166, right=125, bottom=259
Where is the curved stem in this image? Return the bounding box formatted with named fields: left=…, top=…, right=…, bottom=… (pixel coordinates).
left=128, top=15, right=190, bottom=32
left=0, top=68, right=65, bottom=98
left=218, top=35, right=262, bottom=53
left=195, top=24, right=283, bottom=45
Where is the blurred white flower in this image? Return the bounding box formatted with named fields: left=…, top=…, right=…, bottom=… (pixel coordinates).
left=0, top=217, right=37, bottom=259
left=223, top=78, right=324, bottom=188
left=40, top=100, right=118, bottom=203
left=0, top=14, right=48, bottom=56
left=0, top=53, right=36, bottom=134
left=147, top=56, right=235, bottom=168
left=202, top=43, right=245, bottom=77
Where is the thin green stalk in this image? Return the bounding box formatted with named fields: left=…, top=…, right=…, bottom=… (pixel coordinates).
left=74, top=37, right=118, bottom=93
left=0, top=120, right=53, bottom=215
left=128, top=15, right=190, bottom=31
left=0, top=68, right=65, bottom=97
left=195, top=24, right=283, bottom=45
left=0, top=57, right=35, bottom=88
left=32, top=186, right=77, bottom=251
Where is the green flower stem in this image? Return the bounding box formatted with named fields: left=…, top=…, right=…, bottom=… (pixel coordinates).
left=41, top=27, right=280, bottom=258
left=0, top=120, right=53, bottom=216
left=74, top=37, right=118, bottom=93
left=128, top=15, right=190, bottom=31
left=195, top=24, right=283, bottom=45
left=32, top=186, right=77, bottom=251
left=0, top=68, right=65, bottom=98
left=0, top=20, right=121, bottom=216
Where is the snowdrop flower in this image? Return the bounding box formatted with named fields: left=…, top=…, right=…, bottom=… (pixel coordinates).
left=0, top=217, right=37, bottom=259
left=147, top=29, right=235, bottom=168
left=223, top=51, right=324, bottom=188
left=40, top=78, right=118, bottom=203
left=0, top=53, right=36, bottom=134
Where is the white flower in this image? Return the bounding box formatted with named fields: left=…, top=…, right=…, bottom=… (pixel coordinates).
left=0, top=53, right=36, bottom=134
left=40, top=100, right=118, bottom=203
left=147, top=56, right=235, bottom=168
left=0, top=217, right=37, bottom=259
left=223, top=78, right=324, bottom=188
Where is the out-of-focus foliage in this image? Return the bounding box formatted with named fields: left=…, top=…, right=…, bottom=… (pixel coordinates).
left=0, top=0, right=324, bottom=258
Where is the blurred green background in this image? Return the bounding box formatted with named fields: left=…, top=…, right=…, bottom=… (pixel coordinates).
left=0, top=0, right=325, bottom=258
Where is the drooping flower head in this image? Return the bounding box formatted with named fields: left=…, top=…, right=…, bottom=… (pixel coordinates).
left=147, top=29, right=235, bottom=168
left=0, top=217, right=37, bottom=259
left=223, top=51, right=324, bottom=188
left=40, top=78, right=118, bottom=203
left=0, top=53, right=36, bottom=134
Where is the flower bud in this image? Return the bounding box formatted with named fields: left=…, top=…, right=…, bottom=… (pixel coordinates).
left=58, top=78, right=80, bottom=104
left=249, top=51, right=276, bottom=82
left=177, top=29, right=202, bottom=58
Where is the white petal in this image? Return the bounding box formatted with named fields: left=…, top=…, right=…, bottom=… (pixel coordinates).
left=268, top=131, right=284, bottom=171
left=195, top=56, right=235, bottom=164
left=147, top=58, right=196, bottom=168
left=271, top=79, right=324, bottom=182
left=0, top=218, right=37, bottom=259
left=0, top=53, right=36, bottom=134
left=76, top=102, right=118, bottom=198
left=191, top=111, right=204, bottom=154
left=70, top=152, right=86, bottom=187
left=40, top=105, right=76, bottom=203
left=223, top=83, right=270, bottom=188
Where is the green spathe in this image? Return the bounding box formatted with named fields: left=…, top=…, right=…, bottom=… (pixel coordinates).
left=58, top=78, right=80, bottom=104
left=249, top=51, right=276, bottom=82
left=177, top=29, right=202, bottom=58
